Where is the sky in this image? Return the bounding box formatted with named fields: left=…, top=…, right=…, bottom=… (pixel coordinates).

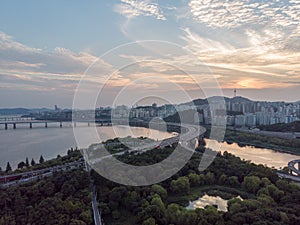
left=0, top=0, right=299, bottom=108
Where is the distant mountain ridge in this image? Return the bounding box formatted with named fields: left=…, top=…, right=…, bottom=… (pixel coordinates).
left=0, top=108, right=50, bottom=115
left=181, top=96, right=252, bottom=106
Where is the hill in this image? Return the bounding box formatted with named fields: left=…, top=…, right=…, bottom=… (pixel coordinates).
left=0, top=108, right=50, bottom=115
left=181, top=96, right=252, bottom=107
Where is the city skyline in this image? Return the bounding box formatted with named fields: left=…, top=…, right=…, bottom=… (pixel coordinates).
left=0, top=0, right=299, bottom=107
left=3, top=94, right=298, bottom=129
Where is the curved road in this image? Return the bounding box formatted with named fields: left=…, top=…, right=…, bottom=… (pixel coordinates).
left=85, top=122, right=206, bottom=165
left=288, top=159, right=300, bottom=176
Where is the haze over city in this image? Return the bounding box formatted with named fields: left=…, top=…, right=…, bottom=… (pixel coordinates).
left=0, top=0, right=299, bottom=107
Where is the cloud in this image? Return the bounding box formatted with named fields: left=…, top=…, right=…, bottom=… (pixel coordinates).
left=0, top=32, right=41, bottom=53
left=179, top=27, right=300, bottom=89
left=188, top=0, right=300, bottom=34
left=114, top=0, right=166, bottom=20
left=236, top=78, right=290, bottom=89
left=0, top=32, right=113, bottom=92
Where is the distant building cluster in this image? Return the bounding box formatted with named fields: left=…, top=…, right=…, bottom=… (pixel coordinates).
left=33, top=96, right=300, bottom=128
left=111, top=98, right=300, bottom=128
left=111, top=103, right=176, bottom=120
left=223, top=98, right=300, bottom=127
left=199, top=97, right=300, bottom=128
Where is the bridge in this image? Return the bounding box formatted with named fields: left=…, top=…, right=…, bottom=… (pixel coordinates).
left=0, top=119, right=113, bottom=130
left=0, top=116, right=198, bottom=131
left=0, top=116, right=35, bottom=121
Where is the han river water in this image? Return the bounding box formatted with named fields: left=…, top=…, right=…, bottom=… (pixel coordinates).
left=0, top=123, right=299, bottom=169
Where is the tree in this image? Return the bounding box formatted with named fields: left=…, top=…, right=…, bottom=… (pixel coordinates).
left=242, top=199, right=261, bottom=211
left=170, top=177, right=190, bottom=194
left=218, top=174, right=227, bottom=185
left=25, top=157, right=30, bottom=167
left=0, top=192, right=11, bottom=213
left=151, top=184, right=167, bottom=200
left=242, top=176, right=261, bottom=194
left=124, top=191, right=139, bottom=211
left=61, top=182, right=75, bottom=199
left=188, top=173, right=200, bottom=186
left=5, top=162, right=12, bottom=173
left=257, top=194, right=275, bottom=206
left=166, top=204, right=181, bottom=224
left=205, top=172, right=216, bottom=185
left=31, top=158, right=36, bottom=166
left=39, top=155, right=45, bottom=164
left=69, top=219, right=86, bottom=225
left=266, top=184, right=284, bottom=202
left=150, top=195, right=166, bottom=222
left=227, top=197, right=245, bottom=215
left=143, top=217, right=156, bottom=225
left=228, top=176, right=240, bottom=187
left=17, top=161, right=26, bottom=169
left=112, top=210, right=121, bottom=220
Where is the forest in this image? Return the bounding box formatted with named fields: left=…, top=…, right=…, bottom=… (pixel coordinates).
left=92, top=143, right=300, bottom=225
left=0, top=169, right=93, bottom=225
left=0, top=149, right=93, bottom=225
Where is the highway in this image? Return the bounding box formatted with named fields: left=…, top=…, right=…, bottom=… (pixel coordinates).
left=288, top=159, right=300, bottom=176
left=277, top=172, right=300, bottom=182
left=276, top=159, right=300, bottom=187
left=277, top=172, right=300, bottom=187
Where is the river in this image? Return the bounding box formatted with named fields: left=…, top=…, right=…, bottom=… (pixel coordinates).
left=205, top=139, right=299, bottom=169
left=0, top=124, right=172, bottom=169
left=0, top=124, right=299, bottom=170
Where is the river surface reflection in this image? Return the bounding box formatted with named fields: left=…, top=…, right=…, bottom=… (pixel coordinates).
left=0, top=125, right=172, bottom=169
left=205, top=139, right=299, bottom=169
left=0, top=125, right=299, bottom=170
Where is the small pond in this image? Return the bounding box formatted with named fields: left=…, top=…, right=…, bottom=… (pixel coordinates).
left=186, top=194, right=243, bottom=212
